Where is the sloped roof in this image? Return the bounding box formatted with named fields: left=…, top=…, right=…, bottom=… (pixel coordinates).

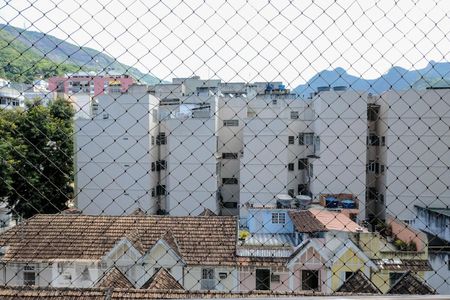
left=0, top=214, right=237, bottom=266
left=159, top=230, right=183, bottom=259
left=198, top=208, right=217, bottom=216
left=124, top=229, right=145, bottom=254
left=387, top=271, right=436, bottom=295
left=288, top=211, right=327, bottom=233
left=336, top=270, right=381, bottom=294
left=309, top=209, right=367, bottom=232
left=95, top=266, right=134, bottom=289
left=141, top=268, right=184, bottom=290
left=373, top=259, right=432, bottom=271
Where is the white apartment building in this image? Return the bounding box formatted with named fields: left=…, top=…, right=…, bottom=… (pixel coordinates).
left=0, top=86, right=24, bottom=109
left=240, top=86, right=316, bottom=208
left=310, top=90, right=368, bottom=220
left=372, top=88, right=450, bottom=221
left=76, top=85, right=160, bottom=215
left=154, top=77, right=221, bottom=216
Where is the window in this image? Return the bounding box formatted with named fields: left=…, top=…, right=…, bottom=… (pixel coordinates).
left=302, top=270, right=319, bottom=291
left=367, top=134, right=380, bottom=146
left=102, top=113, right=109, bottom=119
left=222, top=153, right=238, bottom=159
left=298, top=184, right=308, bottom=195
left=298, top=158, right=308, bottom=170
left=288, top=136, right=295, bottom=144
left=314, top=136, right=320, bottom=153
left=389, top=272, right=404, bottom=287
left=299, top=133, right=314, bottom=145
left=367, top=187, right=377, bottom=200
left=223, top=120, right=239, bottom=126
left=156, top=185, right=166, bottom=196
left=288, top=189, right=295, bottom=197
left=151, top=188, right=156, bottom=197
left=271, top=212, right=286, bottom=224
left=23, top=265, right=36, bottom=286
left=288, top=163, right=294, bottom=171
left=345, top=272, right=355, bottom=280
left=201, top=268, right=215, bottom=290
left=290, top=111, right=299, bottom=119
left=381, top=136, right=386, bottom=146
left=308, top=163, right=314, bottom=178
left=151, top=162, right=156, bottom=172
left=151, top=136, right=155, bottom=146
left=367, top=104, right=380, bottom=121
left=156, top=133, right=166, bottom=145
left=271, top=274, right=281, bottom=283
left=272, top=99, right=278, bottom=105
left=157, top=160, right=166, bottom=171
left=367, top=161, right=384, bottom=174
left=222, top=178, right=238, bottom=185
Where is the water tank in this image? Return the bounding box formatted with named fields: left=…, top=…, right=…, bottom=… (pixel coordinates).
left=325, top=196, right=339, bottom=208
left=341, top=199, right=356, bottom=209
left=276, top=194, right=293, bottom=208
left=333, top=86, right=347, bottom=91
left=317, top=86, right=331, bottom=93
left=296, top=195, right=312, bottom=210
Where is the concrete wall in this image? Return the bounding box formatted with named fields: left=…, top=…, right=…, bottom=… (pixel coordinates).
left=76, top=85, right=159, bottom=215
left=378, top=89, right=450, bottom=221
left=311, top=91, right=368, bottom=221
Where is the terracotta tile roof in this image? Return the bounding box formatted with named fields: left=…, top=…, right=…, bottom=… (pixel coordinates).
left=124, top=229, right=145, bottom=254
left=387, top=271, right=436, bottom=295
left=288, top=211, right=327, bottom=233
left=373, top=259, right=432, bottom=271
left=309, top=209, right=367, bottom=232
left=95, top=267, right=134, bottom=289
left=159, top=230, right=183, bottom=259
left=0, top=214, right=237, bottom=266
left=0, top=286, right=330, bottom=299
left=336, top=270, right=381, bottom=294
left=236, top=256, right=288, bottom=267
left=141, top=268, right=184, bottom=290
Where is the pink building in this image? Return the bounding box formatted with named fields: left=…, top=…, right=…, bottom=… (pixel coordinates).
left=48, top=71, right=135, bottom=97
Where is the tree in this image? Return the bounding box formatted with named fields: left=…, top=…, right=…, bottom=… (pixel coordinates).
left=1, top=97, right=75, bottom=218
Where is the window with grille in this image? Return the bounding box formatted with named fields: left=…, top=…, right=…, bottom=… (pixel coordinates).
left=271, top=212, right=286, bottom=224
left=223, top=120, right=239, bottom=126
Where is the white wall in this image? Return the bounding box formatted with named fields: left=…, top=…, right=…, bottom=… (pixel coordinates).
left=311, top=91, right=368, bottom=220
left=76, top=85, right=159, bottom=215
left=160, top=117, right=219, bottom=216
left=379, top=89, right=450, bottom=220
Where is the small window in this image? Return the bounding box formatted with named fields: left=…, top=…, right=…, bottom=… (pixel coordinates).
left=222, top=202, right=238, bottom=209
left=298, top=158, right=308, bottom=170
left=156, top=133, right=166, bottom=145
left=157, top=160, right=166, bottom=171
left=299, top=133, right=314, bottom=145
left=381, top=136, right=386, bottom=146
left=23, top=265, right=36, bottom=286
left=151, top=162, right=156, bottom=172
left=102, top=113, right=109, bottom=119
left=272, top=99, right=278, bottom=105
left=367, top=104, right=380, bottom=121
left=345, top=272, right=355, bottom=280
left=389, top=272, right=404, bottom=287
left=271, top=212, right=286, bottom=224
left=367, top=134, right=380, bottom=146
left=302, top=270, right=319, bottom=291
left=271, top=274, right=281, bottom=282
left=288, top=136, right=295, bottom=144
left=222, top=178, right=238, bottom=185
left=156, top=185, right=166, bottom=196
left=288, top=163, right=294, bottom=171
left=151, top=188, right=156, bottom=197
left=290, top=111, right=299, bottom=119
left=151, top=136, right=155, bottom=146
left=222, top=153, right=238, bottom=159
left=288, top=189, right=295, bottom=197
left=223, top=120, right=239, bottom=126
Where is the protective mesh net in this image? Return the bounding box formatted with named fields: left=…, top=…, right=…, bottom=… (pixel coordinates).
left=0, top=0, right=449, bottom=298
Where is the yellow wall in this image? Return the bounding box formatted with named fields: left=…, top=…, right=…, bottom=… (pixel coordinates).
left=330, top=248, right=368, bottom=291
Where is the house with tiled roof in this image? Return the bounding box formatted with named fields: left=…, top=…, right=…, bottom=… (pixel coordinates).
left=0, top=214, right=238, bottom=291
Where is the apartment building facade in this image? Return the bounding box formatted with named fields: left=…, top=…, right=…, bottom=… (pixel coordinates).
left=76, top=85, right=160, bottom=215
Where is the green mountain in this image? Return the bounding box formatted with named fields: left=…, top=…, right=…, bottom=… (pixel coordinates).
left=0, top=24, right=160, bottom=84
